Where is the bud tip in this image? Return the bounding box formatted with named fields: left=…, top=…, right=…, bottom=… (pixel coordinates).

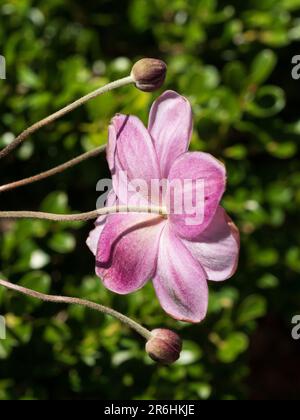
left=145, top=328, right=182, bottom=365
left=131, top=58, right=167, bottom=92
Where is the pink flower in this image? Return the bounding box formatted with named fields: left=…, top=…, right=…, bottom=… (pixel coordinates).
left=87, top=91, right=240, bottom=323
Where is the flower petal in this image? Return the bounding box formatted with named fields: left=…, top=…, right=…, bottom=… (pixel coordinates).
left=149, top=91, right=193, bottom=177
left=108, top=115, right=160, bottom=204
left=98, top=213, right=163, bottom=264
left=183, top=207, right=240, bottom=281
left=107, top=121, right=118, bottom=173
left=86, top=190, right=117, bottom=256
left=153, top=225, right=208, bottom=323
left=108, top=114, right=161, bottom=206
left=86, top=221, right=106, bottom=256
left=167, top=152, right=226, bottom=240
left=96, top=214, right=165, bottom=294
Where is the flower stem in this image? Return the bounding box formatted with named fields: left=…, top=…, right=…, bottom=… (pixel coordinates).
left=0, top=145, right=106, bottom=193
left=0, top=76, right=134, bottom=160
left=0, top=279, right=152, bottom=340
left=0, top=205, right=168, bottom=222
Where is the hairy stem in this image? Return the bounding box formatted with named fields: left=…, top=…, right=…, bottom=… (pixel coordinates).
left=0, top=279, right=152, bottom=340
left=0, top=76, right=133, bottom=160
left=0, top=145, right=106, bottom=193
left=0, top=205, right=168, bottom=222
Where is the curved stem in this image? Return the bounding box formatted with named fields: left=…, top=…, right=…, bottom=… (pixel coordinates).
left=0, top=145, right=106, bottom=193
left=0, top=205, right=168, bottom=222
left=0, top=279, right=152, bottom=340
left=0, top=76, right=134, bottom=160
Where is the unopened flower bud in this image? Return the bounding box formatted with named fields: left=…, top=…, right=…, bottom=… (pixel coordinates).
left=145, top=328, right=182, bottom=364
left=131, top=58, right=167, bottom=92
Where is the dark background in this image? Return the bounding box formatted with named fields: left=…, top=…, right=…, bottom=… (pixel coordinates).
left=0, top=0, right=300, bottom=400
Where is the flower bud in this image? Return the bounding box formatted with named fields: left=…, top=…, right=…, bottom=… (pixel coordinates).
left=131, top=58, right=167, bottom=92
left=145, top=328, right=182, bottom=364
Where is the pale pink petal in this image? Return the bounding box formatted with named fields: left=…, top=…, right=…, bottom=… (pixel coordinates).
left=86, top=221, right=106, bottom=256
left=167, top=152, right=226, bottom=240
left=107, top=114, right=161, bottom=205
left=108, top=113, right=160, bottom=178
left=153, top=225, right=208, bottom=323
left=95, top=189, right=118, bottom=220
left=183, top=207, right=240, bottom=281
left=148, top=91, right=193, bottom=178
left=86, top=190, right=117, bottom=256
left=98, top=213, right=163, bottom=264
left=96, top=215, right=165, bottom=294
left=107, top=121, right=118, bottom=173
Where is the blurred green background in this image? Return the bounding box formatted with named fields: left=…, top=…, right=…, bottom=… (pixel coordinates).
left=1, top=0, right=300, bottom=400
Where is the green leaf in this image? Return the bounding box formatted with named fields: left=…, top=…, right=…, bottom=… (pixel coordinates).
left=19, top=271, right=51, bottom=308
left=256, top=248, right=279, bottom=267
left=247, top=86, right=286, bottom=118
left=177, top=341, right=203, bottom=365
left=217, top=332, right=249, bottom=363
left=40, top=191, right=69, bottom=213
left=267, top=141, right=297, bottom=159
left=286, top=247, right=300, bottom=273
left=223, top=61, right=247, bottom=92
left=237, top=295, right=267, bottom=325
left=257, top=274, right=279, bottom=289
left=224, top=144, right=247, bottom=160
left=29, top=250, right=50, bottom=269
left=249, top=50, right=277, bottom=85
left=48, top=232, right=76, bottom=254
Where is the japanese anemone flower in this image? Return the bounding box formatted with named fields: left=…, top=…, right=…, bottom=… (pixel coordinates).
left=87, top=91, right=240, bottom=323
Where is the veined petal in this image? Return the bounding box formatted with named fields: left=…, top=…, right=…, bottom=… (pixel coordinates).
left=183, top=207, right=240, bottom=281
left=149, top=91, right=193, bottom=178
left=108, top=114, right=161, bottom=205
left=109, top=113, right=160, bottom=179
left=96, top=214, right=165, bottom=294
left=167, top=152, right=226, bottom=240
left=153, top=225, right=208, bottom=323
left=86, top=190, right=117, bottom=256
left=98, top=213, right=163, bottom=264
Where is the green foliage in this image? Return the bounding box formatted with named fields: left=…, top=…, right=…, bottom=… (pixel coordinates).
left=0, top=0, right=300, bottom=400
